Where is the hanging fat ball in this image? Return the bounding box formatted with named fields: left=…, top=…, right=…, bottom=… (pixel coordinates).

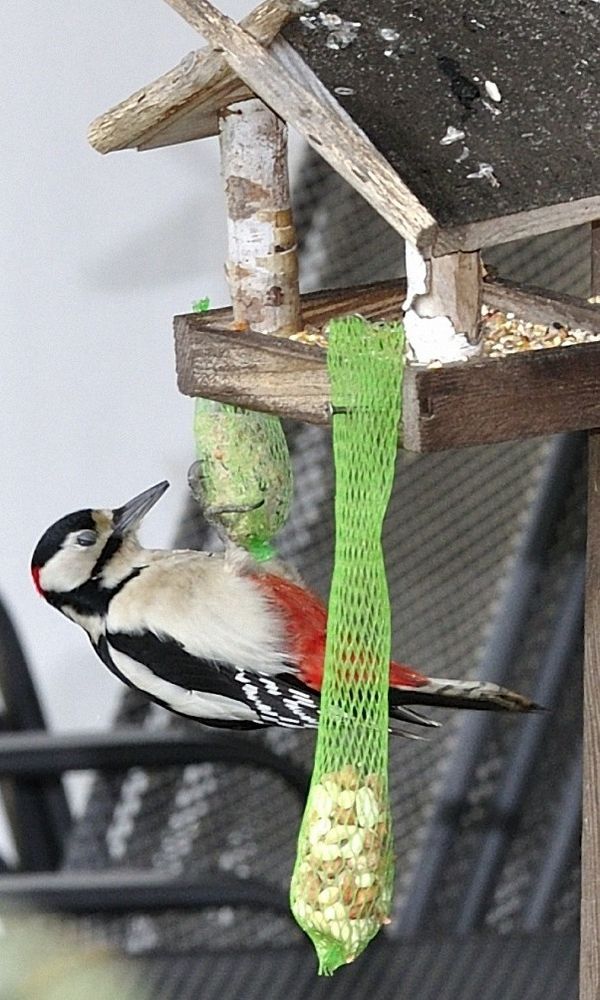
left=189, top=399, right=293, bottom=553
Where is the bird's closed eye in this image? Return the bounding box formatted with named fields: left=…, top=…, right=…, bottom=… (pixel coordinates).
left=76, top=530, right=97, bottom=547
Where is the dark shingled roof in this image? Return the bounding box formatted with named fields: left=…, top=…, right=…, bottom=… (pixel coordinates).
left=283, top=0, right=600, bottom=228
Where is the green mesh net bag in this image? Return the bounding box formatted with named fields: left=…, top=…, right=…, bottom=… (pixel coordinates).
left=189, top=399, right=293, bottom=557
left=290, top=316, right=405, bottom=974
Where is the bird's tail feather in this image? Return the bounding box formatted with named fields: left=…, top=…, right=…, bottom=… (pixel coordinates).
left=390, top=676, right=540, bottom=714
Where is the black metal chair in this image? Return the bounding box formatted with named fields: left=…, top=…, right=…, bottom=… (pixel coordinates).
left=0, top=430, right=583, bottom=999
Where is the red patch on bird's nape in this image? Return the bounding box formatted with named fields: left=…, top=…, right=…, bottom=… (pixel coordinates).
left=31, top=565, right=44, bottom=596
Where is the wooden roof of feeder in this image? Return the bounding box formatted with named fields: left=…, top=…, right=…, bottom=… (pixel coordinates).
left=90, top=0, right=600, bottom=254
left=88, top=0, right=600, bottom=451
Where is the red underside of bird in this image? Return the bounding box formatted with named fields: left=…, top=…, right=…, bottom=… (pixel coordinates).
left=252, top=572, right=428, bottom=692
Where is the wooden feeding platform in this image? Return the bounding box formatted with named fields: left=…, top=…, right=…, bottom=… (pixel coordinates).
left=87, top=0, right=600, bottom=993
left=175, top=277, right=600, bottom=451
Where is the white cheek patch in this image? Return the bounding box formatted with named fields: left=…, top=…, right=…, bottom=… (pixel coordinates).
left=39, top=546, right=97, bottom=594
left=107, top=645, right=260, bottom=723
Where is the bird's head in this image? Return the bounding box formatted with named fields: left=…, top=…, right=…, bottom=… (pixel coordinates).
left=31, top=481, right=169, bottom=599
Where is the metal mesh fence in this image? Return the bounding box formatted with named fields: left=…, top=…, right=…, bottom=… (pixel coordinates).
left=64, top=148, right=588, bottom=963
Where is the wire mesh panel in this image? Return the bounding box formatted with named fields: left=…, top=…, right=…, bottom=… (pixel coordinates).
left=61, top=149, right=587, bottom=986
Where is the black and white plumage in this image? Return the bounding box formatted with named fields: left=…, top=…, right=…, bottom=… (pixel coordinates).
left=31, top=482, right=538, bottom=734
left=31, top=483, right=324, bottom=730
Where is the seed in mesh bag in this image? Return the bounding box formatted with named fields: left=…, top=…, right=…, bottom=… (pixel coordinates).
left=338, top=789, right=356, bottom=810
left=337, top=764, right=361, bottom=790
left=293, top=766, right=391, bottom=961
left=318, top=886, right=341, bottom=906
left=312, top=841, right=342, bottom=862
left=324, top=823, right=358, bottom=844
left=355, top=787, right=380, bottom=828
left=308, top=817, right=332, bottom=844
left=312, top=784, right=337, bottom=818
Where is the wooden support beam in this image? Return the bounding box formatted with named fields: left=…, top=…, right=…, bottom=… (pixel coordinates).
left=592, top=220, right=600, bottom=301
left=403, top=245, right=482, bottom=364
left=174, top=275, right=600, bottom=451
left=582, top=429, right=600, bottom=1000
left=428, top=251, right=482, bottom=345
left=88, top=0, right=290, bottom=153
left=162, top=0, right=438, bottom=252
left=580, top=217, right=600, bottom=1000
left=219, top=98, right=300, bottom=335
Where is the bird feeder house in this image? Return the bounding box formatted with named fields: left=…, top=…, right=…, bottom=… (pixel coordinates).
left=89, top=0, right=600, bottom=991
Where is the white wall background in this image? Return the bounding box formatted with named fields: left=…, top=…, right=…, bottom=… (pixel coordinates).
left=0, top=0, right=260, bottom=849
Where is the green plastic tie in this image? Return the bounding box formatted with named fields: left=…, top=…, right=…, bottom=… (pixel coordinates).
left=192, top=296, right=211, bottom=313
left=247, top=538, right=277, bottom=563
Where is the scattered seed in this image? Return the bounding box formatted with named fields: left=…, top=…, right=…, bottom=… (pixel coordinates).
left=319, top=11, right=341, bottom=27
left=480, top=307, right=600, bottom=357
left=379, top=27, right=400, bottom=42
left=467, top=162, right=500, bottom=187
left=481, top=98, right=502, bottom=116
left=440, top=125, right=466, bottom=145
left=484, top=79, right=502, bottom=102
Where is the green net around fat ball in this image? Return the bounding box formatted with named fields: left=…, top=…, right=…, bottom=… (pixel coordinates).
left=290, top=316, right=404, bottom=974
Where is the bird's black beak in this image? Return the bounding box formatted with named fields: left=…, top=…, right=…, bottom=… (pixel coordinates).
left=113, top=481, right=169, bottom=535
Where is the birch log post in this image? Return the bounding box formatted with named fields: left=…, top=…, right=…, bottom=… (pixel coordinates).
left=219, top=98, right=300, bottom=335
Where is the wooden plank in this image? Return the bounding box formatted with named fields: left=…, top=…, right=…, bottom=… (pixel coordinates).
left=162, top=0, right=438, bottom=252
left=581, top=429, right=600, bottom=1000
left=592, top=221, right=600, bottom=300
left=402, top=345, right=600, bottom=451
left=435, top=197, right=600, bottom=256
left=189, top=276, right=600, bottom=339
left=190, top=278, right=407, bottom=330
left=485, top=278, right=600, bottom=333
left=174, top=318, right=330, bottom=424
left=88, top=0, right=290, bottom=153
left=174, top=311, right=600, bottom=451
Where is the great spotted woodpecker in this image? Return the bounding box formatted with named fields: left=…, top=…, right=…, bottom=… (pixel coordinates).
left=31, top=481, right=538, bottom=734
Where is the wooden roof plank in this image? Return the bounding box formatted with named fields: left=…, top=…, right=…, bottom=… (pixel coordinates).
left=284, top=1, right=600, bottom=235
left=162, top=0, right=439, bottom=251
left=435, top=196, right=600, bottom=256
left=88, top=0, right=289, bottom=154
